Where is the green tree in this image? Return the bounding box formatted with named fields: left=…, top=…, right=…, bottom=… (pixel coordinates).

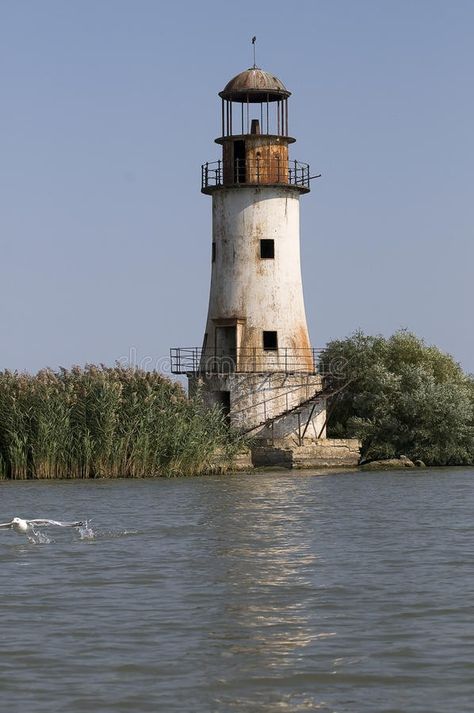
left=320, top=330, right=474, bottom=465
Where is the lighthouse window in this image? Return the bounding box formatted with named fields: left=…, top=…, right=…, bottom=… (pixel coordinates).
left=212, top=242, right=216, bottom=263
left=260, top=239, right=275, bottom=259
left=263, top=331, right=278, bottom=351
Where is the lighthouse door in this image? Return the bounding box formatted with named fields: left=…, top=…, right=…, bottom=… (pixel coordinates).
left=215, top=326, right=237, bottom=373
left=215, top=391, right=231, bottom=425
left=233, top=141, right=246, bottom=184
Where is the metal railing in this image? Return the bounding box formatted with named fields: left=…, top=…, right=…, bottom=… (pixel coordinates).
left=170, top=347, right=323, bottom=375
left=201, top=158, right=311, bottom=190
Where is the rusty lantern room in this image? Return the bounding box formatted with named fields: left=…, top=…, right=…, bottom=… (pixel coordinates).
left=202, top=67, right=310, bottom=194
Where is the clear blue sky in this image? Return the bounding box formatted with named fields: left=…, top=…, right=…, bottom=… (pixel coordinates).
left=1, top=0, right=473, bottom=375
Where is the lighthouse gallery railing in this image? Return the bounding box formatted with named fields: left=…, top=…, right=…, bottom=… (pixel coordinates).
left=170, top=347, right=324, bottom=375
left=201, top=158, right=310, bottom=190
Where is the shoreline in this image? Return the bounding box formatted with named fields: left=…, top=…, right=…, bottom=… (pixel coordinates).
left=2, top=464, right=474, bottom=482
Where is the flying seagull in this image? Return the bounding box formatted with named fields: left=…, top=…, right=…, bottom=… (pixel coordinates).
left=0, top=517, right=85, bottom=535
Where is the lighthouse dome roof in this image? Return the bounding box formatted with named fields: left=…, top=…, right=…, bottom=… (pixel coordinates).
left=219, top=67, right=290, bottom=103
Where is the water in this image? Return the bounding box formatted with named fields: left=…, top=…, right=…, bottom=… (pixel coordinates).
left=1, top=469, right=474, bottom=713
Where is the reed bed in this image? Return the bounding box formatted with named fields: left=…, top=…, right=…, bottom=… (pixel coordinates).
left=0, top=365, right=245, bottom=479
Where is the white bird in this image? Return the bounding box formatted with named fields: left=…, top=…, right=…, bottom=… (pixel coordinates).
left=0, top=517, right=85, bottom=535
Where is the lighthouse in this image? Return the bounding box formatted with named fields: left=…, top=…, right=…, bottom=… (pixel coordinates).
left=171, top=63, right=354, bottom=458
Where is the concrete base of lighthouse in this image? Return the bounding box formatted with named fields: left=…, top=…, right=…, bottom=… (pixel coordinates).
left=188, top=372, right=327, bottom=439
left=188, top=374, right=361, bottom=470
left=188, top=373, right=361, bottom=470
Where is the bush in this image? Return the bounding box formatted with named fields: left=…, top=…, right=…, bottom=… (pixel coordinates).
left=320, top=330, right=474, bottom=465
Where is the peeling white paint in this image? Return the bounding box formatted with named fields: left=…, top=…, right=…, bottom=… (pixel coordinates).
left=203, top=186, right=311, bottom=356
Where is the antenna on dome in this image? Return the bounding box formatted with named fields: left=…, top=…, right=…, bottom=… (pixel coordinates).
left=251, top=36, right=257, bottom=68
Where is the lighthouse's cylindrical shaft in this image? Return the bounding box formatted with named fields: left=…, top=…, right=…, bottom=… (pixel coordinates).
left=203, top=185, right=312, bottom=370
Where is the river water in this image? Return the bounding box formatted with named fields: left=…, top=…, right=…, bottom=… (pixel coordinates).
left=1, top=468, right=473, bottom=713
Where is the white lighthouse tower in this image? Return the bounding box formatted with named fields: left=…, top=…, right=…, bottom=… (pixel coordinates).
left=171, top=63, right=359, bottom=465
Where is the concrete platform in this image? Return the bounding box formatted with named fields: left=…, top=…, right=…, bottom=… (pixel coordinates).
left=224, top=438, right=361, bottom=471
left=251, top=438, right=360, bottom=469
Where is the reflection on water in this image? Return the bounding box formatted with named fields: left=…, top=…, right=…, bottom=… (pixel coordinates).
left=199, top=477, right=339, bottom=711
left=1, top=470, right=474, bottom=712
left=209, top=479, right=322, bottom=671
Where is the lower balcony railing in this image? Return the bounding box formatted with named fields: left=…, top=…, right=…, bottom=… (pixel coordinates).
left=170, top=347, right=323, bottom=375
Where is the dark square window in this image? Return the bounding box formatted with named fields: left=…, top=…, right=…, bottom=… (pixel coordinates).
left=212, top=242, right=216, bottom=262
left=260, top=239, right=274, bottom=259
left=263, top=331, right=278, bottom=351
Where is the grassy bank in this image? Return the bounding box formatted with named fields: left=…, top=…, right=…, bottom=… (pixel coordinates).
left=0, top=366, right=244, bottom=479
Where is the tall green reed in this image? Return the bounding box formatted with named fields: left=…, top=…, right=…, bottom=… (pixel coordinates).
left=0, top=366, right=245, bottom=479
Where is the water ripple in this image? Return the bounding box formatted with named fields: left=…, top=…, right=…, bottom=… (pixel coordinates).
left=1, top=469, right=474, bottom=712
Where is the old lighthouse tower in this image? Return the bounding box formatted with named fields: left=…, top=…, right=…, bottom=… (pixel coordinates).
left=171, top=63, right=360, bottom=465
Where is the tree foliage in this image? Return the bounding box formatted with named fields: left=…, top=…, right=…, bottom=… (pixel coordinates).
left=320, top=330, right=474, bottom=465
